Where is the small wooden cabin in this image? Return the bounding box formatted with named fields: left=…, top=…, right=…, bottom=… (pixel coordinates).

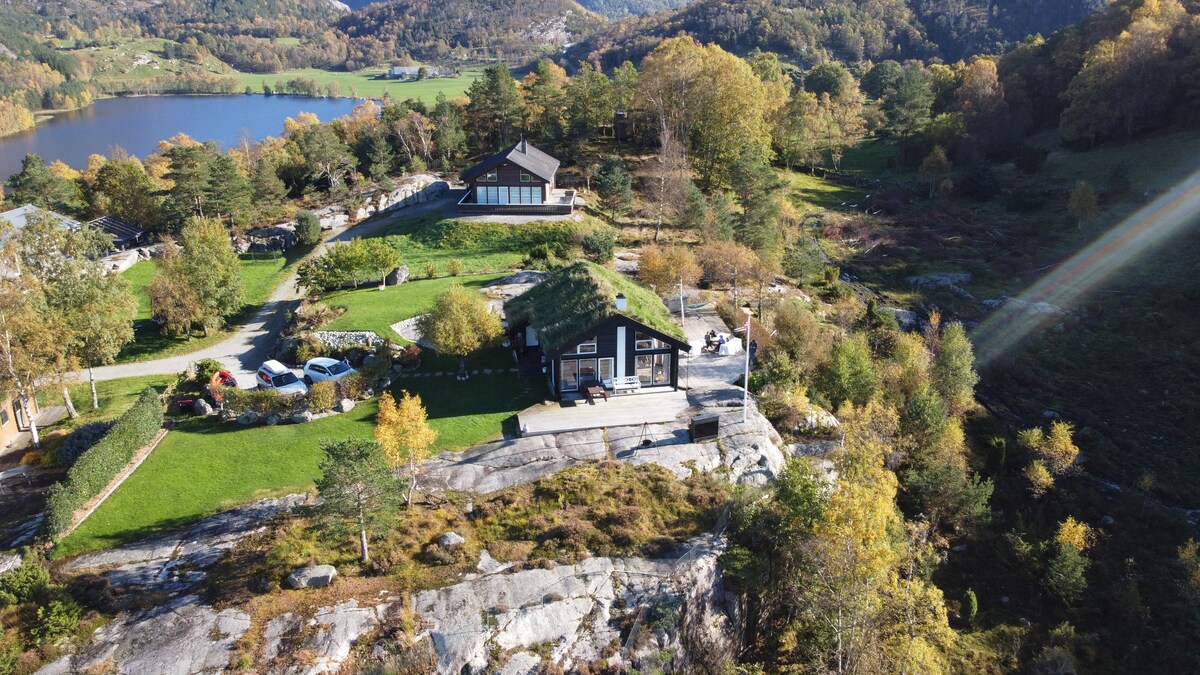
left=505, top=262, right=691, bottom=400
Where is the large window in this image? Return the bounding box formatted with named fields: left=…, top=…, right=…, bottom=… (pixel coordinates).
left=475, top=185, right=543, bottom=205
left=481, top=170, right=498, bottom=182
left=561, top=360, right=579, bottom=391
left=599, top=358, right=613, bottom=383
left=636, top=353, right=671, bottom=385
left=635, top=332, right=668, bottom=350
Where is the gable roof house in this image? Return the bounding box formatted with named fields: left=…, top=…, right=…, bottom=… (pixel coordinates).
left=89, top=215, right=147, bottom=251
left=389, top=65, right=439, bottom=79
left=505, top=262, right=690, bottom=400
left=458, top=139, right=576, bottom=215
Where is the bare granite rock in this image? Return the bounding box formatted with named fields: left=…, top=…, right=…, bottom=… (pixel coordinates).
left=285, top=564, right=338, bottom=589
left=36, top=595, right=250, bottom=675
left=412, top=534, right=734, bottom=674
left=62, top=494, right=308, bottom=593
left=421, top=429, right=607, bottom=494
left=0, top=553, right=20, bottom=574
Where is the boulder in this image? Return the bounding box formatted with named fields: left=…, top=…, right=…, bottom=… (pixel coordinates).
left=265, top=414, right=280, bottom=426
left=0, top=554, right=21, bottom=575
left=386, top=265, right=409, bottom=286
left=194, top=398, right=214, bottom=416
left=237, top=411, right=259, bottom=425
left=437, top=531, right=465, bottom=548
left=292, top=411, right=314, bottom=424
left=285, top=564, right=338, bottom=589
left=337, top=399, right=355, bottom=413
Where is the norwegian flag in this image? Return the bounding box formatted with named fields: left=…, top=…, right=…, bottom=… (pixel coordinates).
left=732, top=319, right=750, bottom=334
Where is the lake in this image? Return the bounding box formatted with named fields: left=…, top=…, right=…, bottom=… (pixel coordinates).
left=0, top=94, right=366, bottom=181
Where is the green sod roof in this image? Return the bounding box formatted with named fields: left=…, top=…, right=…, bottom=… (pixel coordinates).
left=505, top=261, right=686, bottom=353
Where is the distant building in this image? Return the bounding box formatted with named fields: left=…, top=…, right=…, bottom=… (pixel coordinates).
left=0, top=204, right=81, bottom=237
left=458, top=139, right=575, bottom=215
left=89, top=215, right=148, bottom=250
left=389, top=65, right=439, bottom=79
left=505, top=262, right=692, bottom=400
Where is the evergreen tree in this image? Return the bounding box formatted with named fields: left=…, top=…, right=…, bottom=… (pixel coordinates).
left=205, top=147, right=252, bottom=223
left=595, top=157, right=633, bottom=222
left=251, top=157, right=287, bottom=204
left=313, top=438, right=401, bottom=563
left=883, top=64, right=934, bottom=140
left=5, top=153, right=85, bottom=216
left=464, top=64, right=523, bottom=153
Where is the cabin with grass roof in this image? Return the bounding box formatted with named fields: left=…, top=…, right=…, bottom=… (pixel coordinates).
left=505, top=262, right=691, bottom=400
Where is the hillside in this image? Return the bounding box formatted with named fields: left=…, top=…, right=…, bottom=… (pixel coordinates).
left=576, top=0, right=693, bottom=18
left=338, top=0, right=605, bottom=63
left=569, top=0, right=1108, bottom=67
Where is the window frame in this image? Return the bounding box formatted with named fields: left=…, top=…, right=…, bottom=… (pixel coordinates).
left=482, top=169, right=498, bottom=183
left=634, top=332, right=668, bottom=351
left=567, top=336, right=598, bottom=355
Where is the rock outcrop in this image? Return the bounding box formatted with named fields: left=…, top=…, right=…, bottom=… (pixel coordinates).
left=285, top=564, right=338, bottom=589
left=37, top=595, right=251, bottom=675
left=61, top=494, right=307, bottom=594
left=412, top=534, right=734, bottom=674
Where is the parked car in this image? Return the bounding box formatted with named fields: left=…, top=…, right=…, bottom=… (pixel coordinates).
left=256, top=360, right=308, bottom=395
left=303, top=357, right=357, bottom=384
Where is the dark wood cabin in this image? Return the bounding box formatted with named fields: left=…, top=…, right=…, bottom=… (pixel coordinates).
left=458, top=139, right=574, bottom=215
left=505, top=262, right=691, bottom=400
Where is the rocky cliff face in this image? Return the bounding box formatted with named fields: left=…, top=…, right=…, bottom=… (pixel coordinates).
left=411, top=535, right=735, bottom=674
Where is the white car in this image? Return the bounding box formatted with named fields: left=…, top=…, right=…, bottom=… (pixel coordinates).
left=255, top=360, right=308, bottom=395
left=303, top=357, right=357, bottom=384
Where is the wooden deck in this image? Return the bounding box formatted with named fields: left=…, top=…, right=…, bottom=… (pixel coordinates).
left=517, top=388, right=689, bottom=436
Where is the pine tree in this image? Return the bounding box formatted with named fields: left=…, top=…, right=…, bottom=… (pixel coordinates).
left=595, top=158, right=633, bottom=222
left=313, top=438, right=400, bottom=563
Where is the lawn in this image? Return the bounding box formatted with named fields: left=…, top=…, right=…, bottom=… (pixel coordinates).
left=53, top=370, right=546, bottom=558
left=321, top=274, right=506, bottom=339
left=37, top=374, right=177, bottom=434
left=116, top=248, right=306, bottom=363
left=783, top=168, right=868, bottom=213
left=231, top=68, right=479, bottom=103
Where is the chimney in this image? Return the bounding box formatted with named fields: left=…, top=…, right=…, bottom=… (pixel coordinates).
left=520, top=136, right=527, bottom=153
left=615, top=293, right=627, bottom=311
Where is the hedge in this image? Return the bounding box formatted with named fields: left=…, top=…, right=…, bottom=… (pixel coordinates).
left=45, top=387, right=164, bottom=538
left=401, top=217, right=613, bottom=252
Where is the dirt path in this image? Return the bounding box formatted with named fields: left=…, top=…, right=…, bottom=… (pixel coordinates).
left=85, top=192, right=459, bottom=387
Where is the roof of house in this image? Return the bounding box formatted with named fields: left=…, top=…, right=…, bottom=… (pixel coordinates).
left=89, top=215, right=146, bottom=243
left=504, top=261, right=688, bottom=354
left=0, top=204, right=81, bottom=232
left=461, top=139, right=560, bottom=183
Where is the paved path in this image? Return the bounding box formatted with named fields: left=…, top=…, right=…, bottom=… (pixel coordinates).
left=86, top=194, right=458, bottom=387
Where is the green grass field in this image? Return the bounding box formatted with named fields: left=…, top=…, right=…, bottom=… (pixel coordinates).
left=116, top=249, right=305, bottom=363
left=37, top=374, right=177, bottom=432
left=54, top=369, right=545, bottom=558
left=232, top=68, right=479, bottom=102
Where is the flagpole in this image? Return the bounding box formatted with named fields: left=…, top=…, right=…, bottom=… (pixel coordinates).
left=742, top=309, right=751, bottom=423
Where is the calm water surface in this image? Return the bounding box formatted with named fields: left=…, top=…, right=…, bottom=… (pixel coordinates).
left=0, top=94, right=365, bottom=180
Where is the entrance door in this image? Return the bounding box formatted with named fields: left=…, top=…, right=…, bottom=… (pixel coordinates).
left=560, top=360, right=579, bottom=392
left=12, top=399, right=26, bottom=429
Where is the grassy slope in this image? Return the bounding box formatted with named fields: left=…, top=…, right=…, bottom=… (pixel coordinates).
left=116, top=249, right=304, bottom=363
left=231, top=68, right=479, bottom=102
left=67, top=38, right=232, bottom=91
left=370, top=212, right=528, bottom=272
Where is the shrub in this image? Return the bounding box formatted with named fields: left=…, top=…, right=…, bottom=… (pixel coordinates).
left=396, top=345, right=421, bottom=367
left=296, top=211, right=322, bottom=246
left=581, top=227, right=616, bottom=263
left=52, top=421, right=115, bottom=468
left=194, top=358, right=226, bottom=385
left=44, top=388, right=164, bottom=538
left=1014, top=146, right=1049, bottom=175
left=295, top=335, right=326, bottom=363
left=424, top=262, right=437, bottom=279
left=337, top=372, right=365, bottom=400
left=963, top=588, right=978, bottom=626
left=32, top=598, right=83, bottom=645
left=0, top=563, right=51, bottom=606
left=306, top=380, right=337, bottom=412
left=448, top=259, right=464, bottom=277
